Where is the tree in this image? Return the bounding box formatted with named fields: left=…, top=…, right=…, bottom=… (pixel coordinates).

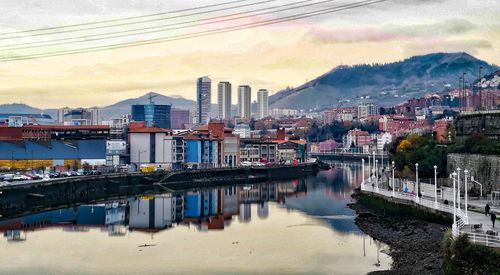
left=249, top=118, right=256, bottom=130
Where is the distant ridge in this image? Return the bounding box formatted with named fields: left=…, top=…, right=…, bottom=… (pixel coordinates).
left=269, top=52, right=499, bottom=110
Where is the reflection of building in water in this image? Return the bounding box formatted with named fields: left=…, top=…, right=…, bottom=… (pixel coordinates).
left=105, top=202, right=127, bottom=236
left=4, top=230, right=26, bottom=242
left=239, top=184, right=277, bottom=203
left=223, top=186, right=239, bottom=219
left=105, top=202, right=126, bottom=225
left=257, top=202, right=269, bottom=219
left=0, top=182, right=307, bottom=236
left=129, top=194, right=182, bottom=230
left=238, top=203, right=251, bottom=223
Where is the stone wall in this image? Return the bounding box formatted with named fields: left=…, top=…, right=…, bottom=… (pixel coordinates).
left=455, top=111, right=500, bottom=142
left=447, top=153, right=500, bottom=192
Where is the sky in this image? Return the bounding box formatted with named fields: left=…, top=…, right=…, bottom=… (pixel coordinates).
left=0, top=0, right=498, bottom=108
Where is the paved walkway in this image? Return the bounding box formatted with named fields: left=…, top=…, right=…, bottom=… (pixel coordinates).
left=364, top=176, right=499, bottom=234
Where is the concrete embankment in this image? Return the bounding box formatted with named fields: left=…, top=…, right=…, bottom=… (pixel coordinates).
left=0, top=163, right=318, bottom=220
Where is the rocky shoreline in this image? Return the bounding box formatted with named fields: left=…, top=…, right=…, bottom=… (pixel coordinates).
left=348, top=192, right=448, bottom=275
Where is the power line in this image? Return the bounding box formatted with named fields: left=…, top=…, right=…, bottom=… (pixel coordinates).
left=0, top=0, right=387, bottom=62
left=0, top=0, right=331, bottom=51
left=0, top=0, right=257, bottom=37
left=0, top=0, right=278, bottom=40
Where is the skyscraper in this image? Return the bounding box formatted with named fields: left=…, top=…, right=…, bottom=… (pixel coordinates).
left=257, top=89, right=269, bottom=119
left=237, top=85, right=251, bottom=120
left=217, top=81, right=232, bottom=120
left=197, top=76, right=211, bottom=124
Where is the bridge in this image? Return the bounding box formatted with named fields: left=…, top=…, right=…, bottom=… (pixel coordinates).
left=358, top=161, right=500, bottom=248
left=310, top=150, right=388, bottom=163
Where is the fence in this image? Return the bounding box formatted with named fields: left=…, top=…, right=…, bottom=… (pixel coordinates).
left=360, top=180, right=500, bottom=248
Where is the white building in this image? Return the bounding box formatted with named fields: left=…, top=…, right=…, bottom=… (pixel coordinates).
left=256, top=89, right=269, bottom=119
left=358, top=103, right=379, bottom=118
left=237, top=85, right=251, bottom=120
left=217, top=81, right=232, bottom=120
left=89, top=107, right=101, bottom=125
left=129, top=128, right=184, bottom=170
left=128, top=195, right=179, bottom=229
left=377, top=132, right=393, bottom=151
left=234, top=123, right=251, bottom=138
left=269, top=108, right=300, bottom=118
left=196, top=76, right=211, bottom=124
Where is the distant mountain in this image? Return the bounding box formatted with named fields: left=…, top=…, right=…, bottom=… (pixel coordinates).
left=0, top=93, right=197, bottom=121
left=0, top=103, right=58, bottom=119
left=100, top=92, right=196, bottom=119
left=269, top=52, right=499, bottom=110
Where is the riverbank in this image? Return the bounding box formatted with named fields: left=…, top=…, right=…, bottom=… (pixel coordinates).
left=349, top=190, right=448, bottom=274
left=0, top=163, right=318, bottom=221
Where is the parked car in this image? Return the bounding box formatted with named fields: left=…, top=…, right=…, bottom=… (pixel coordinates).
left=49, top=172, right=61, bottom=178
left=241, top=161, right=252, bottom=167
left=69, top=171, right=82, bottom=176
left=154, top=166, right=165, bottom=172
left=252, top=162, right=265, bottom=167
left=60, top=171, right=72, bottom=177
left=2, top=174, right=14, bottom=182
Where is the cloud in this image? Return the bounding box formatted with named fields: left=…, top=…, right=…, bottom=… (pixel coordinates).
left=402, top=38, right=493, bottom=56
left=305, top=18, right=479, bottom=45
left=387, top=18, right=477, bottom=37
left=304, top=27, right=393, bottom=44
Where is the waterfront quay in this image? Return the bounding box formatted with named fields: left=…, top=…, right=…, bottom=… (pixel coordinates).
left=0, top=163, right=318, bottom=220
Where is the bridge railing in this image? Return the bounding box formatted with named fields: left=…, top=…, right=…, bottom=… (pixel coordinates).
left=464, top=232, right=500, bottom=248
left=360, top=180, right=489, bottom=246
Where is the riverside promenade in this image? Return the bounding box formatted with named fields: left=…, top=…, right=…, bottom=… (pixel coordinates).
left=359, top=161, right=500, bottom=248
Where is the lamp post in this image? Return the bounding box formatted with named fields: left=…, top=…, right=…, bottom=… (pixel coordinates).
left=361, top=158, right=365, bottom=189
left=138, top=150, right=147, bottom=171
left=452, top=172, right=457, bottom=232
left=368, top=155, right=371, bottom=183
left=392, top=161, right=395, bottom=197
left=415, top=163, right=419, bottom=202
left=457, top=167, right=461, bottom=211
left=375, top=159, right=379, bottom=192
left=471, top=176, right=482, bottom=199
left=434, top=165, right=438, bottom=208
left=464, top=169, right=469, bottom=217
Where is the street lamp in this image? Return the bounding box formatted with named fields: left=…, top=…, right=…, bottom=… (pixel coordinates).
left=464, top=170, right=469, bottom=217
left=138, top=150, right=147, bottom=171
left=457, top=167, right=461, bottom=211
left=392, top=161, right=395, bottom=197
left=452, top=172, right=457, bottom=232
left=368, top=155, right=371, bottom=183
left=434, top=165, right=438, bottom=208
left=471, top=176, right=482, bottom=199
left=361, top=158, right=365, bottom=189
left=375, top=159, right=379, bottom=192
left=415, top=163, right=419, bottom=202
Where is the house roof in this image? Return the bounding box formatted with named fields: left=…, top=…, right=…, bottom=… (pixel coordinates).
left=129, top=127, right=171, bottom=133
left=274, top=139, right=307, bottom=145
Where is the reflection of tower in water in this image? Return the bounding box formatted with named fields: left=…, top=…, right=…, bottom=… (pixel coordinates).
left=257, top=202, right=269, bottom=219
left=238, top=203, right=251, bottom=223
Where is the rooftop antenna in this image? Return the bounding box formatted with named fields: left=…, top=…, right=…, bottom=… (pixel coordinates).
left=148, top=92, right=158, bottom=105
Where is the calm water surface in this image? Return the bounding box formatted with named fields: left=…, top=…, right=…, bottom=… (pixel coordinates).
left=0, top=163, right=391, bottom=274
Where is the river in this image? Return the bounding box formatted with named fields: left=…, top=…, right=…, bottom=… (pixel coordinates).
left=0, top=163, right=391, bottom=274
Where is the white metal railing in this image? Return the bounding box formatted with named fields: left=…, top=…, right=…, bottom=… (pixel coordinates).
left=360, top=180, right=496, bottom=248
left=464, top=232, right=500, bottom=248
